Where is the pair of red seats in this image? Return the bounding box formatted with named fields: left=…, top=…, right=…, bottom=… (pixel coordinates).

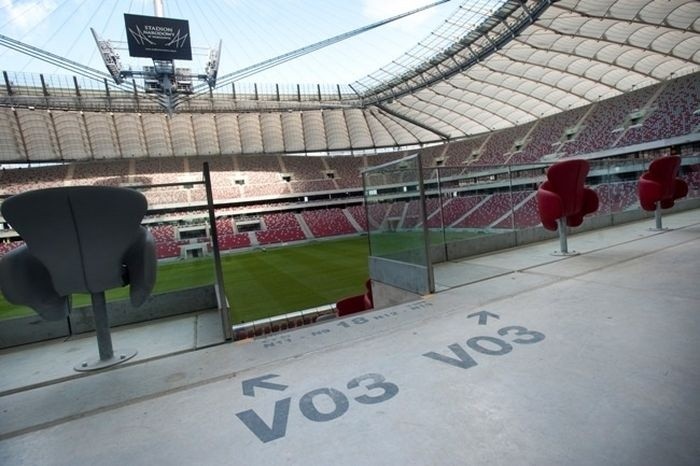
left=335, top=156, right=688, bottom=315
left=537, top=156, right=687, bottom=242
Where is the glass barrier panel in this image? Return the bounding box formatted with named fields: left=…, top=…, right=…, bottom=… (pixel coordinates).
left=588, top=158, right=643, bottom=216
left=681, top=156, right=700, bottom=200
left=363, top=154, right=433, bottom=295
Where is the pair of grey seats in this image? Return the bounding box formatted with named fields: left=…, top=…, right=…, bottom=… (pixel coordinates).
left=0, top=186, right=156, bottom=371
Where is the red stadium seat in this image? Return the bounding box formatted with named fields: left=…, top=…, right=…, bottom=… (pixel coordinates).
left=638, top=156, right=688, bottom=229
left=336, top=279, right=373, bottom=317
left=537, top=159, right=599, bottom=254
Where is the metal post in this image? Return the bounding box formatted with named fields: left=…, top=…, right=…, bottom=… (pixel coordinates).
left=557, top=218, right=568, bottom=254
left=3, top=70, right=14, bottom=96
left=507, top=165, right=516, bottom=230
left=655, top=203, right=663, bottom=230
left=203, top=162, right=233, bottom=340
left=91, top=292, right=114, bottom=361
left=416, top=152, right=435, bottom=294
left=435, top=166, right=448, bottom=261
left=74, top=292, right=137, bottom=371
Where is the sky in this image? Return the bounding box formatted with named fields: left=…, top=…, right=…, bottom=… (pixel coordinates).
left=0, top=0, right=469, bottom=88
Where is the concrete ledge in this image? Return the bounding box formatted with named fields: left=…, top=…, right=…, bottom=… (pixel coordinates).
left=433, top=199, right=700, bottom=263
left=369, top=256, right=432, bottom=295
left=0, top=285, right=219, bottom=349
left=0, top=316, right=70, bottom=349
left=70, top=285, right=219, bottom=334
left=370, top=280, right=421, bottom=310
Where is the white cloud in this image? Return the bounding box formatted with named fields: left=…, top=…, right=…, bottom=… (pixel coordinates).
left=361, top=0, right=441, bottom=31
left=1, top=0, right=57, bottom=31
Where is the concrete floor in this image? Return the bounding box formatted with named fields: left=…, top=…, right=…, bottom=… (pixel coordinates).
left=1, top=210, right=699, bottom=465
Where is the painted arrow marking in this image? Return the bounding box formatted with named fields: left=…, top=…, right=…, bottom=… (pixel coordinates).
left=467, top=310, right=500, bottom=325
left=242, top=374, right=289, bottom=397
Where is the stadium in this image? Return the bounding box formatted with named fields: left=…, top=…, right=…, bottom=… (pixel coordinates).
left=0, top=0, right=699, bottom=464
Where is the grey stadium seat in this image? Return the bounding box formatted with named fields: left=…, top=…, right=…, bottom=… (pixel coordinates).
left=0, top=186, right=156, bottom=371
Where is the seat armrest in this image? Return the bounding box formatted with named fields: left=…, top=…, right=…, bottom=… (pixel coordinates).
left=0, top=246, right=69, bottom=321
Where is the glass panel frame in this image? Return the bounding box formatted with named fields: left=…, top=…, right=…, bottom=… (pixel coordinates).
left=362, top=153, right=434, bottom=295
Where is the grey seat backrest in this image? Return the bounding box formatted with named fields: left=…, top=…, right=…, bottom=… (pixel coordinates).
left=1, top=186, right=147, bottom=295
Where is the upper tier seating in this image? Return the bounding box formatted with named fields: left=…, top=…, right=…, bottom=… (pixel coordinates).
left=475, top=122, right=535, bottom=166
left=563, top=85, right=657, bottom=156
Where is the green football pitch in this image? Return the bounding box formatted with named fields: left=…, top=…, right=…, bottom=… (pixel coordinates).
left=0, top=237, right=371, bottom=323
left=0, top=230, right=484, bottom=323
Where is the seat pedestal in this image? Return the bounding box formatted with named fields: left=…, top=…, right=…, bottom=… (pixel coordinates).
left=649, top=203, right=667, bottom=231
left=74, top=292, right=137, bottom=372
left=551, top=218, right=579, bottom=256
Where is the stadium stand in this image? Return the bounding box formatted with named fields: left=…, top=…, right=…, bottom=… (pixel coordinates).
left=346, top=205, right=368, bottom=231
left=325, top=155, right=364, bottom=190
left=510, top=107, right=588, bottom=164
left=148, top=224, right=180, bottom=259
left=426, top=195, right=484, bottom=228
left=302, top=208, right=358, bottom=237
left=236, top=154, right=285, bottom=197
left=443, top=135, right=488, bottom=166
left=282, top=155, right=336, bottom=193
left=72, top=159, right=130, bottom=186
left=219, top=233, right=252, bottom=251
left=1, top=73, right=699, bottom=261
left=143, top=187, right=188, bottom=206
left=255, top=212, right=306, bottom=245
left=618, top=73, right=700, bottom=147
left=494, top=192, right=540, bottom=229
left=401, top=199, right=424, bottom=229
left=0, top=241, right=23, bottom=256
left=134, top=158, right=185, bottom=184
left=475, top=121, right=535, bottom=166
left=0, top=164, right=67, bottom=195
left=594, top=181, right=639, bottom=214
left=454, top=191, right=531, bottom=228
left=563, top=85, right=658, bottom=156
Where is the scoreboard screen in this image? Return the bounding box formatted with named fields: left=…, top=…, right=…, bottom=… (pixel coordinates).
left=124, top=14, right=192, bottom=61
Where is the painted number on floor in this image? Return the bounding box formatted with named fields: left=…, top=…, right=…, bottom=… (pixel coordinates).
left=423, top=325, right=545, bottom=369
left=235, top=373, right=399, bottom=443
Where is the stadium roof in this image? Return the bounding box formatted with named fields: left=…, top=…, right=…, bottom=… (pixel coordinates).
left=1, top=0, right=699, bottom=157
left=362, top=0, right=700, bottom=139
